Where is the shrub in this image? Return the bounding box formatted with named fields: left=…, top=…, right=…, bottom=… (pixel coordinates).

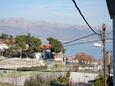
left=90, top=74, right=104, bottom=86
left=24, top=75, right=49, bottom=86
left=17, top=66, right=47, bottom=71
left=50, top=71, right=71, bottom=86
left=24, top=71, right=71, bottom=86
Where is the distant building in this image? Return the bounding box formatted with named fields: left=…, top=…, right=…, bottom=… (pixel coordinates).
left=39, top=43, right=52, bottom=60
left=39, top=43, right=64, bottom=61
left=0, top=38, right=16, bottom=49
left=0, top=39, right=9, bottom=51
left=5, top=38, right=16, bottom=47
left=34, top=52, right=42, bottom=60
left=53, top=52, right=64, bottom=62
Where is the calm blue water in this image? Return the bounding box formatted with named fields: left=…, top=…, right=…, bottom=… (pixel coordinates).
left=65, top=42, right=113, bottom=59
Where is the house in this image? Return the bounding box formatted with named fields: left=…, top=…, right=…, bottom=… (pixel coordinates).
left=34, top=52, right=42, bottom=60
left=0, top=38, right=16, bottom=50
left=5, top=38, right=16, bottom=47
left=0, top=39, right=9, bottom=51
left=39, top=43, right=64, bottom=62
left=53, top=52, right=64, bottom=62
left=39, top=43, right=52, bottom=60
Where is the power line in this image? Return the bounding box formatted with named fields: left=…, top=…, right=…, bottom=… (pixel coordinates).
left=107, top=30, right=113, bottom=35
left=64, top=37, right=112, bottom=48
left=106, top=38, right=113, bottom=40
left=53, top=33, right=96, bottom=48
left=64, top=39, right=100, bottom=47
left=62, top=33, right=96, bottom=45
left=52, top=33, right=96, bottom=48
left=71, top=0, right=100, bottom=35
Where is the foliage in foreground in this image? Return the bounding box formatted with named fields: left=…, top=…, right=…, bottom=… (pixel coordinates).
left=51, top=71, right=71, bottom=85
left=24, top=71, right=72, bottom=86
left=0, top=83, right=14, bottom=86
left=24, top=75, right=49, bottom=86
left=91, top=74, right=104, bottom=86
left=95, top=74, right=104, bottom=86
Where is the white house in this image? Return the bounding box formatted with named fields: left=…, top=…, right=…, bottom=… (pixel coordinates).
left=34, top=52, right=42, bottom=61
left=0, top=39, right=9, bottom=51
left=54, top=52, right=64, bottom=62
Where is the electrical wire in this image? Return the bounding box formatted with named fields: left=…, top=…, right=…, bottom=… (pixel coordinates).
left=62, top=33, right=96, bottom=45
left=51, top=33, right=96, bottom=48
left=64, top=39, right=100, bottom=47
left=106, top=38, right=113, bottom=40
left=64, top=38, right=112, bottom=48
left=107, top=30, right=113, bottom=35
left=71, top=0, right=100, bottom=36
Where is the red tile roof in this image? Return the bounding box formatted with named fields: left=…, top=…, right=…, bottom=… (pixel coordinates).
left=39, top=44, right=52, bottom=49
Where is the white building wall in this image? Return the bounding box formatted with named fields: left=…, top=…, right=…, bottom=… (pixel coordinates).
left=35, top=52, right=42, bottom=60
left=54, top=52, right=63, bottom=61
left=0, top=43, right=9, bottom=51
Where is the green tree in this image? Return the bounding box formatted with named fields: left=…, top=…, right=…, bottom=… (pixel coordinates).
left=15, top=34, right=42, bottom=51
left=47, top=37, right=64, bottom=53
left=15, top=35, right=27, bottom=49
left=1, top=33, right=9, bottom=39
left=26, top=33, right=42, bottom=51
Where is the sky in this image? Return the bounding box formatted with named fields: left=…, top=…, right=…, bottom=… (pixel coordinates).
left=0, top=0, right=113, bottom=58
left=0, top=0, right=112, bottom=25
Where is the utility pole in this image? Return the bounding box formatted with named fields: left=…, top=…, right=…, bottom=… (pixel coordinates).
left=108, top=51, right=111, bottom=78
left=102, top=24, right=107, bottom=86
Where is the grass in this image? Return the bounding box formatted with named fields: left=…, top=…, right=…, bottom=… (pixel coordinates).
left=0, top=83, right=15, bottom=86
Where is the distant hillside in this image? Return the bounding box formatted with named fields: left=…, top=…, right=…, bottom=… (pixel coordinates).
left=0, top=18, right=99, bottom=42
